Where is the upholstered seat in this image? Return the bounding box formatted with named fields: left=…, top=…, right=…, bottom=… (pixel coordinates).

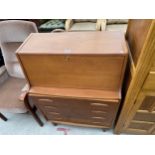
left=0, top=72, right=27, bottom=113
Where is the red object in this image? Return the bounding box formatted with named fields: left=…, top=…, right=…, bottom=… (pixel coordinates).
left=57, top=128, right=70, bottom=135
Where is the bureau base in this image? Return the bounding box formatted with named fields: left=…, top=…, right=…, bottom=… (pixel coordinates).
left=51, top=120, right=110, bottom=129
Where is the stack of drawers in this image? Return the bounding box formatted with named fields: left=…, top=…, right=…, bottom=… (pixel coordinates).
left=128, top=62, right=155, bottom=134
left=17, top=31, right=128, bottom=129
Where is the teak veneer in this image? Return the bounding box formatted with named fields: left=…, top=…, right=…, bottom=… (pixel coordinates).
left=17, top=31, right=128, bottom=129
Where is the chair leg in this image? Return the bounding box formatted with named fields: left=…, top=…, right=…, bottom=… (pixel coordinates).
left=24, top=94, right=44, bottom=127
left=0, top=112, right=7, bottom=121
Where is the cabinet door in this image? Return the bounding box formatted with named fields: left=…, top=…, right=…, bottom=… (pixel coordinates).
left=29, top=94, right=119, bottom=128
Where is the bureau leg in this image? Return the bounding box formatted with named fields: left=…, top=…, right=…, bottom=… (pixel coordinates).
left=52, top=122, right=58, bottom=126
left=32, top=106, right=37, bottom=112
left=0, top=112, right=7, bottom=121
left=24, top=94, right=44, bottom=127
left=102, top=129, right=108, bottom=132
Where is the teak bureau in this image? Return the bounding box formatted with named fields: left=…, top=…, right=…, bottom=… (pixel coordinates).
left=17, top=31, right=128, bottom=129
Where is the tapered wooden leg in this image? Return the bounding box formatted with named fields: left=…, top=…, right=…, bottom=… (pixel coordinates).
left=0, top=112, right=7, bottom=121
left=102, top=128, right=108, bottom=132
left=24, top=94, right=44, bottom=127
left=32, top=106, right=37, bottom=112
left=52, top=122, right=58, bottom=126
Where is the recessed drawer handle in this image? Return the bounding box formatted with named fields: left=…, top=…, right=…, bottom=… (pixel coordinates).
left=92, top=110, right=107, bottom=114
left=45, top=105, right=57, bottom=109
left=49, top=112, right=60, bottom=115
left=92, top=116, right=106, bottom=120
left=91, top=103, right=109, bottom=107
left=38, top=99, right=53, bottom=102
left=54, top=117, right=62, bottom=120
left=92, top=121, right=105, bottom=124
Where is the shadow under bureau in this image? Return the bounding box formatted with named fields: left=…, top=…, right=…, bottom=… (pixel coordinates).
left=16, top=31, right=128, bottom=130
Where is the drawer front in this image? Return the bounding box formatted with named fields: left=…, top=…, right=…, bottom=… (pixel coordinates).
left=128, top=121, right=154, bottom=131
left=143, top=72, right=155, bottom=91
left=129, top=110, right=155, bottom=134
left=124, top=95, right=155, bottom=134
left=133, top=110, right=155, bottom=122
left=139, top=96, right=155, bottom=112
left=29, top=94, right=119, bottom=128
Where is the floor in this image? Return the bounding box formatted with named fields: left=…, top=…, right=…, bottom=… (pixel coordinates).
left=0, top=112, right=114, bottom=135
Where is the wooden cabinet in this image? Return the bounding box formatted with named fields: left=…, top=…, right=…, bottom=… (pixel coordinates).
left=17, top=31, right=128, bottom=129
left=115, top=20, right=155, bottom=134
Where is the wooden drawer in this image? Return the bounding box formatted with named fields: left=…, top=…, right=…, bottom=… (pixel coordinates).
left=124, top=94, right=155, bottom=134
left=128, top=120, right=154, bottom=131
left=133, top=110, right=155, bottom=122
left=139, top=96, right=155, bottom=112
left=128, top=111, right=155, bottom=134
left=143, top=72, right=155, bottom=91
left=29, top=94, right=119, bottom=128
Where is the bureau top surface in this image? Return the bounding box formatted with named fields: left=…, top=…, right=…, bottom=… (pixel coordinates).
left=17, top=31, right=128, bottom=55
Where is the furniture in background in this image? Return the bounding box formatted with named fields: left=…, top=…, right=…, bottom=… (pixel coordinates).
left=52, top=29, right=65, bottom=33
left=39, top=19, right=65, bottom=32
left=0, top=20, right=43, bottom=126
left=115, top=19, right=155, bottom=134
left=65, top=19, right=106, bottom=31
left=17, top=31, right=128, bottom=130
left=101, top=19, right=128, bottom=33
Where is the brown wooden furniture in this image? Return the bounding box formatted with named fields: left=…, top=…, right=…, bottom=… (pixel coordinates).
left=115, top=19, right=155, bottom=134
left=17, top=31, right=128, bottom=130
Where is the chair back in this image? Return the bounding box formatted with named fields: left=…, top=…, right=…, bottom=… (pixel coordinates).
left=0, top=20, right=38, bottom=78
